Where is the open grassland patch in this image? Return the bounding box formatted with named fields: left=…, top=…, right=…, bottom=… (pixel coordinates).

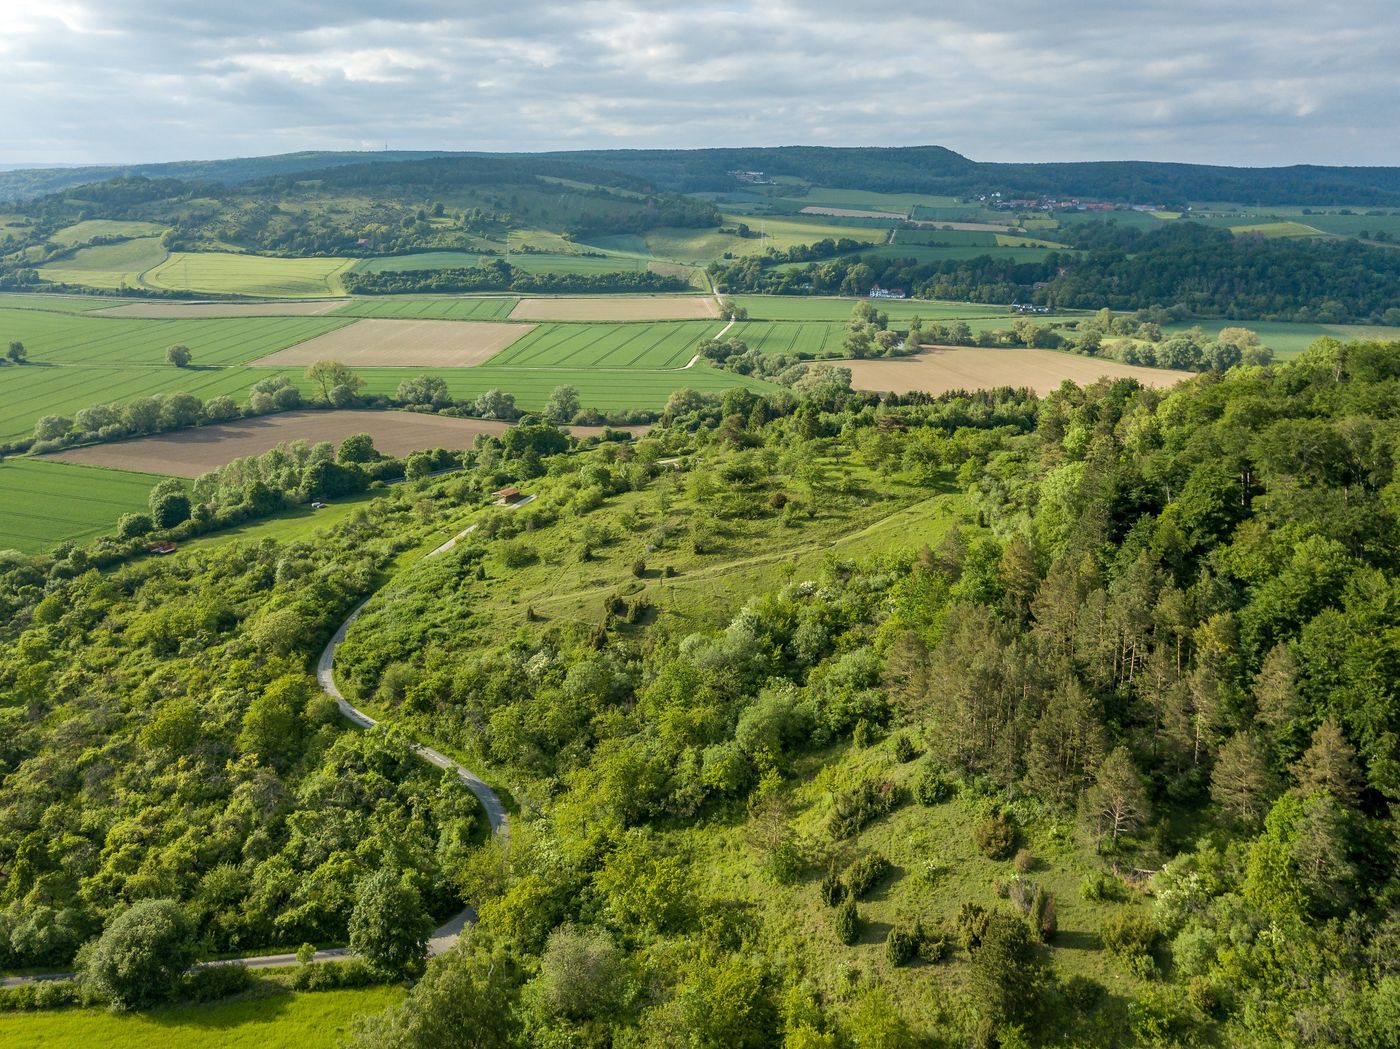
left=331, top=296, right=517, bottom=321
left=842, top=347, right=1194, bottom=396
left=645, top=215, right=886, bottom=265
left=1160, top=318, right=1400, bottom=358
left=482, top=320, right=721, bottom=369
left=0, top=293, right=117, bottom=313
left=40, top=236, right=169, bottom=289
left=1229, top=221, right=1332, bottom=238
left=0, top=308, right=349, bottom=366
left=44, top=409, right=519, bottom=476
left=0, top=459, right=181, bottom=553
left=0, top=986, right=403, bottom=1049
left=94, top=300, right=347, bottom=318
left=146, top=252, right=354, bottom=297
left=508, top=295, right=719, bottom=321
left=51, top=219, right=167, bottom=245
left=248, top=318, right=531, bottom=368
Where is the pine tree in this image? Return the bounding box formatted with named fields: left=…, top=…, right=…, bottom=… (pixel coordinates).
left=1210, top=731, right=1277, bottom=828
left=1291, top=719, right=1362, bottom=807
left=1080, top=746, right=1149, bottom=847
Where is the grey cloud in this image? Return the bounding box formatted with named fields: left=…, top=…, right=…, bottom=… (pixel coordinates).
left=2, top=1, right=1398, bottom=165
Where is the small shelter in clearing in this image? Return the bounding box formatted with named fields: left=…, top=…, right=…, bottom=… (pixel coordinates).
left=148, top=540, right=177, bottom=555
left=491, top=486, right=524, bottom=506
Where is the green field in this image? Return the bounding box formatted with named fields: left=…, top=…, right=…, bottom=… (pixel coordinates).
left=332, top=296, right=518, bottom=320
left=145, top=252, right=355, bottom=297
left=40, top=236, right=170, bottom=288
left=1227, top=221, right=1332, bottom=239
left=0, top=987, right=402, bottom=1049
left=482, top=321, right=723, bottom=369
left=0, top=459, right=182, bottom=553
left=0, top=293, right=119, bottom=313
left=351, top=251, right=493, bottom=274
left=1161, top=318, right=1400, bottom=358
left=727, top=320, right=849, bottom=357
left=0, top=307, right=350, bottom=366
left=50, top=219, right=168, bottom=246
left=642, top=215, right=886, bottom=265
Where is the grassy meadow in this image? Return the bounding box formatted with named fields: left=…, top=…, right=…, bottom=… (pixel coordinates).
left=145, top=252, right=355, bottom=297
left=0, top=986, right=402, bottom=1049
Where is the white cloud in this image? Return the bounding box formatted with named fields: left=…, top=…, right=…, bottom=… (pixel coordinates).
left=0, top=0, right=1396, bottom=165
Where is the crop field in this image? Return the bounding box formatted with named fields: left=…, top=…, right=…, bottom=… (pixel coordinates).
left=39, top=236, right=169, bottom=288
left=0, top=986, right=403, bottom=1049
left=248, top=318, right=531, bottom=368
left=0, top=307, right=350, bottom=366
left=94, top=300, right=347, bottom=318
left=352, top=251, right=492, bottom=274
left=642, top=215, right=885, bottom=264
left=729, top=294, right=1016, bottom=322
left=509, top=251, right=650, bottom=274
left=508, top=295, right=719, bottom=321
left=0, top=293, right=116, bottom=312
left=727, top=321, right=848, bottom=357
left=841, top=347, right=1194, bottom=397
left=1228, top=221, right=1332, bottom=238
left=0, top=458, right=182, bottom=553
left=799, top=205, right=907, bottom=219
left=1159, top=318, right=1400, bottom=358
left=46, top=410, right=521, bottom=476
left=482, top=320, right=722, bottom=369
left=145, top=252, right=354, bottom=297
left=332, top=296, right=517, bottom=321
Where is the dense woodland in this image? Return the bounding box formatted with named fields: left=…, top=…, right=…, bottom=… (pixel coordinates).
left=713, top=221, right=1400, bottom=324
left=3, top=338, right=1399, bottom=1046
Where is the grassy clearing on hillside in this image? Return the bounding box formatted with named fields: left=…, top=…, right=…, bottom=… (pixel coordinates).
left=50, top=219, right=167, bottom=245
left=146, top=252, right=354, bottom=297
left=1159, top=318, right=1400, bottom=358
left=332, top=296, right=518, bottom=321
left=482, top=321, right=723, bottom=369
left=40, top=236, right=169, bottom=288
left=0, top=459, right=181, bottom=553
left=0, top=308, right=349, bottom=366
left=0, top=986, right=402, bottom=1049
left=644, top=216, right=886, bottom=265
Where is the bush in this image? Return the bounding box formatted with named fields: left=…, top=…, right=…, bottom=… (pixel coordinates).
left=79, top=898, right=198, bottom=1009
left=892, top=733, right=918, bottom=762
left=630, top=558, right=647, bottom=577
left=498, top=540, right=538, bottom=569
left=116, top=512, right=154, bottom=540
left=885, top=925, right=918, bottom=966
left=1013, top=848, right=1035, bottom=875
left=828, top=779, right=904, bottom=839
left=844, top=853, right=891, bottom=899
left=0, top=979, right=82, bottom=1012
left=958, top=902, right=990, bottom=951
left=820, top=867, right=846, bottom=907
left=1059, top=973, right=1105, bottom=1012
left=912, top=764, right=954, bottom=805
left=286, top=958, right=380, bottom=992
left=1029, top=888, right=1057, bottom=943
left=917, top=928, right=952, bottom=963
left=182, top=963, right=252, bottom=1003
left=1102, top=912, right=1160, bottom=977
left=833, top=898, right=861, bottom=945
left=1080, top=870, right=1124, bottom=902
left=973, top=812, right=1017, bottom=860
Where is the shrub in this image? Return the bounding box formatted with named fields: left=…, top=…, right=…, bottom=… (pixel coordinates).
left=833, top=898, right=861, bottom=945
left=1059, top=974, right=1105, bottom=1012
left=1186, top=976, right=1224, bottom=1017
left=892, top=733, right=918, bottom=762
left=852, top=718, right=875, bottom=748
left=286, top=958, right=379, bottom=992
left=844, top=853, right=892, bottom=899
left=116, top=512, right=155, bottom=540
left=1008, top=878, right=1036, bottom=914
left=828, top=780, right=904, bottom=839
left=973, top=812, right=1017, bottom=860
left=958, top=902, right=990, bottom=951
left=917, top=928, right=952, bottom=963
left=1102, top=912, right=1160, bottom=978
left=820, top=867, right=846, bottom=907
left=630, top=558, right=647, bottom=577
left=1080, top=870, right=1123, bottom=902
left=498, top=540, right=538, bottom=569
left=1013, top=848, right=1035, bottom=875
left=885, top=925, right=917, bottom=966
left=1029, top=888, right=1057, bottom=943
left=912, top=764, right=954, bottom=805
left=0, top=979, right=82, bottom=1012
left=183, top=963, right=252, bottom=1003
left=79, top=898, right=198, bottom=1009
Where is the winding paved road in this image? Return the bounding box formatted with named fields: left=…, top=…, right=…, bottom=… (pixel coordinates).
left=1, top=498, right=524, bottom=988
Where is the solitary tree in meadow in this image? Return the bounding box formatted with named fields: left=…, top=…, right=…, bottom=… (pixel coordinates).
left=165, top=344, right=192, bottom=368
left=6, top=340, right=25, bottom=363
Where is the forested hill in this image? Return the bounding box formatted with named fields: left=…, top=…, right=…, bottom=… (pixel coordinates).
left=6, top=145, right=1400, bottom=205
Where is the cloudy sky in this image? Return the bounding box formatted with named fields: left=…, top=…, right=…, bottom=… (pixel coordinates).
left=3, top=1, right=1398, bottom=168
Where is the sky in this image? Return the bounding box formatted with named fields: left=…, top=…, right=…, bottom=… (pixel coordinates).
left=2, top=1, right=1399, bottom=168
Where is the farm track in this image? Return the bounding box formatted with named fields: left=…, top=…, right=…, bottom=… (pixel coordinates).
left=0, top=499, right=528, bottom=989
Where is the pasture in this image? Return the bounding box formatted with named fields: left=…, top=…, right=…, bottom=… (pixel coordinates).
left=248, top=318, right=531, bottom=368
left=0, top=459, right=180, bottom=553
left=482, top=320, right=722, bottom=369
left=50, top=219, right=167, bottom=245
left=0, top=986, right=402, bottom=1049
left=46, top=410, right=519, bottom=476
left=0, top=307, right=350, bottom=366
left=145, top=252, right=354, bottom=297
left=841, top=347, right=1194, bottom=397
left=332, top=296, right=518, bottom=321
left=39, top=236, right=169, bottom=289
left=508, top=295, right=719, bottom=321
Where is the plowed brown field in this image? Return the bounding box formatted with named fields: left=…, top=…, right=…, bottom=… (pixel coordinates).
left=841, top=347, right=1194, bottom=396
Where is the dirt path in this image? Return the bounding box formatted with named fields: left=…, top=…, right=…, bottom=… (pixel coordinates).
left=1, top=496, right=529, bottom=988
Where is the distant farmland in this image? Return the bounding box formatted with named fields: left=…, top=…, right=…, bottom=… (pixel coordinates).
left=144, top=252, right=355, bottom=297
left=842, top=347, right=1194, bottom=396
left=331, top=296, right=518, bottom=321
left=249, top=318, right=532, bottom=368
left=482, top=321, right=723, bottom=369
left=0, top=458, right=182, bottom=553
